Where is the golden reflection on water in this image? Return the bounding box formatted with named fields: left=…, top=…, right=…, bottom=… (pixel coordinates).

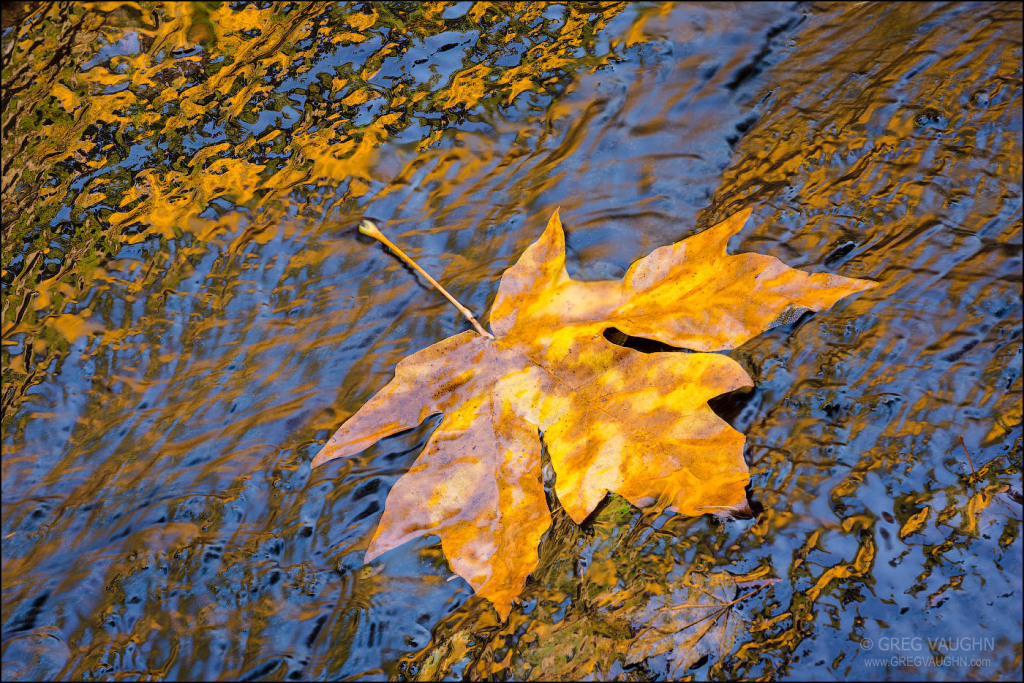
left=2, top=1, right=1021, bottom=680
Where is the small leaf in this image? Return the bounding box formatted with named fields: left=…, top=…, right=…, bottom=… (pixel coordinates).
left=899, top=506, right=930, bottom=539
left=625, top=571, right=778, bottom=678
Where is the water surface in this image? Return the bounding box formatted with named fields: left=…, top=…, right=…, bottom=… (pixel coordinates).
left=2, top=2, right=1021, bottom=680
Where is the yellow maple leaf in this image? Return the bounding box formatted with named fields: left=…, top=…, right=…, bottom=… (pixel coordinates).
left=312, top=208, right=876, bottom=619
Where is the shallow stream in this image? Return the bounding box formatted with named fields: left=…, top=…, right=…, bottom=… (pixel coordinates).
left=2, top=2, right=1021, bottom=680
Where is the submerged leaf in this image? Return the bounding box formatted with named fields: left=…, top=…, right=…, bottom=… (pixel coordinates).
left=625, top=571, right=780, bottom=677
left=312, top=209, right=876, bottom=619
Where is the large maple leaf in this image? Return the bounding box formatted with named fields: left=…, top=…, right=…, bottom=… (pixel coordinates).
left=312, top=208, right=875, bottom=619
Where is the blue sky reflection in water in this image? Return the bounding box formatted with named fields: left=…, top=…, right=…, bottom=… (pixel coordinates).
left=1, top=2, right=1021, bottom=680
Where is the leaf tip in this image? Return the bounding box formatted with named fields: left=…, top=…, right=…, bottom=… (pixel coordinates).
left=717, top=205, right=755, bottom=239
left=310, top=441, right=338, bottom=469
left=858, top=277, right=880, bottom=290
left=828, top=273, right=879, bottom=300
left=546, top=207, right=563, bottom=236
left=494, top=602, right=513, bottom=622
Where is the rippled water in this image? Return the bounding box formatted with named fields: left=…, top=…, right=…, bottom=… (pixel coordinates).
left=2, top=2, right=1021, bottom=680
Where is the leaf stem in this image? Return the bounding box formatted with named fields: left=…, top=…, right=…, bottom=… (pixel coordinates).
left=359, top=220, right=494, bottom=340
left=958, top=435, right=976, bottom=477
